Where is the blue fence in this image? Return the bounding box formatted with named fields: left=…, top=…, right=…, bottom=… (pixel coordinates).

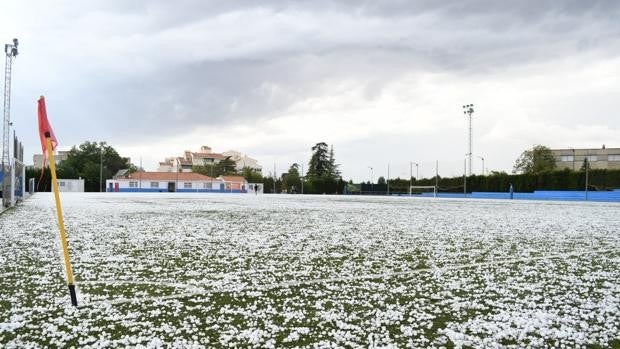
left=419, top=189, right=620, bottom=202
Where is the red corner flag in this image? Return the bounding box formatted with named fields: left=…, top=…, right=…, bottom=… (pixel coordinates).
left=38, top=96, right=57, bottom=154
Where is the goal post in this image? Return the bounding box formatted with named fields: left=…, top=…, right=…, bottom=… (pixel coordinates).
left=409, top=185, right=437, bottom=197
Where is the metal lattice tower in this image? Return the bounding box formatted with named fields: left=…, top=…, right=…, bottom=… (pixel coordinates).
left=2, top=39, right=18, bottom=177
left=462, top=104, right=474, bottom=176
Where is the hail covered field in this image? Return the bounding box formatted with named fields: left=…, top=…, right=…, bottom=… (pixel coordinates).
left=0, top=193, right=619, bottom=348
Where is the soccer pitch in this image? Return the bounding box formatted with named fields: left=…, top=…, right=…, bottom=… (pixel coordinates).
left=1, top=193, right=618, bottom=348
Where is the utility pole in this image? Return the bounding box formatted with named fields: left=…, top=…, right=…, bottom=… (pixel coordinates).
left=368, top=166, right=373, bottom=194
left=435, top=160, right=439, bottom=197
left=585, top=156, right=589, bottom=201
left=2, top=38, right=18, bottom=207
left=462, top=104, right=474, bottom=176
left=99, top=143, right=103, bottom=192
left=301, top=163, right=304, bottom=195
left=387, top=163, right=390, bottom=196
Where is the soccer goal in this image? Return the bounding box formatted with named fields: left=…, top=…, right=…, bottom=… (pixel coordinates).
left=409, top=185, right=437, bottom=197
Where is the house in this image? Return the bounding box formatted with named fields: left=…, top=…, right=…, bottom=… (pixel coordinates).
left=551, top=146, right=620, bottom=170
left=222, top=150, right=262, bottom=172
left=157, top=146, right=261, bottom=173
left=105, top=172, right=250, bottom=193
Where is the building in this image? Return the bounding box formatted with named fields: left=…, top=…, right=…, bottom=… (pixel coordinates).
left=222, top=150, right=262, bottom=172
left=105, top=172, right=250, bottom=193
left=552, top=146, right=620, bottom=170
left=57, top=179, right=85, bottom=192
left=32, top=150, right=69, bottom=169
left=157, top=146, right=261, bottom=173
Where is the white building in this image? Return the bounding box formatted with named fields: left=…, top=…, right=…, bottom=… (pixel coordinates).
left=157, top=146, right=261, bottom=173
left=33, top=150, right=69, bottom=169
left=222, top=150, right=262, bottom=172
left=106, top=172, right=250, bottom=193
left=57, top=179, right=85, bottom=192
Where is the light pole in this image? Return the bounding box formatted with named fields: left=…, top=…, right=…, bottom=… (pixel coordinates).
left=301, top=163, right=304, bottom=195
left=99, top=143, right=103, bottom=192
left=477, top=156, right=485, bottom=176
left=462, top=104, right=474, bottom=176
left=410, top=162, right=419, bottom=195
left=2, top=38, right=18, bottom=207
left=570, top=147, right=575, bottom=171
left=585, top=156, right=589, bottom=201
left=463, top=156, right=467, bottom=196
left=387, top=163, right=390, bottom=196
left=368, top=166, right=373, bottom=194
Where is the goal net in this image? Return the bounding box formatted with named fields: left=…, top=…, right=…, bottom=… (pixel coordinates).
left=409, top=185, right=437, bottom=197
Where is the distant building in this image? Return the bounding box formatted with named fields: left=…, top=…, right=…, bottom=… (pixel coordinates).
left=105, top=172, right=249, bottom=193
left=32, top=150, right=69, bottom=169
left=157, top=146, right=228, bottom=172
left=157, top=146, right=261, bottom=173
left=222, top=150, right=262, bottom=172
left=552, top=146, right=620, bottom=170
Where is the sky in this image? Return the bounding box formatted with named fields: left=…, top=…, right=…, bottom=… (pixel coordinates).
left=1, top=0, right=620, bottom=181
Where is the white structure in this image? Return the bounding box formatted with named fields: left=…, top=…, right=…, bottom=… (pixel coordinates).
left=32, top=150, right=69, bottom=169
left=57, top=179, right=85, bottom=192
left=106, top=172, right=251, bottom=193
left=222, top=150, right=262, bottom=172
left=157, top=146, right=261, bottom=173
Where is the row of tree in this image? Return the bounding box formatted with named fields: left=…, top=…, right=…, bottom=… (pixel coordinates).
left=27, top=141, right=134, bottom=192
left=263, top=142, right=346, bottom=194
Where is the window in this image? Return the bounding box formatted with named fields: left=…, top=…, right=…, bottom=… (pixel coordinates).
left=560, top=155, right=574, bottom=162
left=59, top=181, right=66, bottom=187
left=608, top=154, right=620, bottom=161
left=150, top=182, right=159, bottom=188
left=586, top=155, right=597, bottom=162
left=129, top=181, right=138, bottom=188
left=184, top=182, right=192, bottom=189
left=203, top=182, right=212, bottom=189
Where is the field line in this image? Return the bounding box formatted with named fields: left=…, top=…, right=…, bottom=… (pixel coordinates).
left=82, top=248, right=619, bottom=308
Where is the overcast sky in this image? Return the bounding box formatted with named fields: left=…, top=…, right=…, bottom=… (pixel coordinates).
left=2, top=1, right=619, bottom=181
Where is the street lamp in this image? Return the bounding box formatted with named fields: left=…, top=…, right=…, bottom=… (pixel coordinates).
left=569, top=147, right=575, bottom=171
left=410, top=162, right=419, bottom=195
left=462, top=104, right=474, bottom=176
left=368, top=166, right=373, bottom=194
left=477, top=156, right=485, bottom=176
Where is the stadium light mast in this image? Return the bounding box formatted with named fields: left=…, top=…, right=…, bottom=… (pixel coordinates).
left=462, top=104, right=474, bottom=176
left=2, top=38, right=18, bottom=206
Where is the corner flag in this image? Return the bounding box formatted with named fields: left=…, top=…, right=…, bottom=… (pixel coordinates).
left=37, top=96, right=78, bottom=306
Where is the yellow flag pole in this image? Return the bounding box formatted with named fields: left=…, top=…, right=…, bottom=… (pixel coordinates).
left=45, top=133, right=78, bottom=306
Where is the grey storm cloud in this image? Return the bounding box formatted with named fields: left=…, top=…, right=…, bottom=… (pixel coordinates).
left=42, top=0, right=619, bottom=134
left=3, top=0, right=620, bottom=176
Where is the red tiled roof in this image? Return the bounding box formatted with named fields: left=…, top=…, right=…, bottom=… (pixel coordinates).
left=120, top=172, right=215, bottom=181
left=219, top=175, right=247, bottom=183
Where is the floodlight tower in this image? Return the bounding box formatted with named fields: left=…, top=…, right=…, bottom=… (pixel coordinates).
left=2, top=38, right=18, bottom=205
left=462, top=104, right=474, bottom=176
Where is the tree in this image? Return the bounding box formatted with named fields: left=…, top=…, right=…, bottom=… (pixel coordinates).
left=307, top=142, right=330, bottom=178
left=305, top=142, right=343, bottom=194
left=282, top=163, right=301, bottom=193
left=377, top=176, right=386, bottom=185
left=241, top=166, right=263, bottom=183
left=193, top=156, right=239, bottom=178
left=55, top=141, right=131, bottom=192
left=513, top=145, right=557, bottom=174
